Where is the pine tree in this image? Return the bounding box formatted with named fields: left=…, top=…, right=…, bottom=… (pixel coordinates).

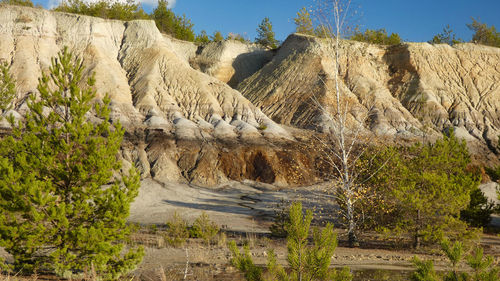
left=0, top=47, right=143, bottom=278
left=152, top=0, right=195, bottom=41
left=0, top=61, right=16, bottom=112
left=429, top=25, right=463, bottom=45
left=412, top=242, right=499, bottom=281
left=255, top=17, right=279, bottom=49
left=230, top=202, right=352, bottom=281
left=369, top=132, right=480, bottom=248
left=294, top=7, right=315, bottom=35
left=467, top=18, right=500, bottom=48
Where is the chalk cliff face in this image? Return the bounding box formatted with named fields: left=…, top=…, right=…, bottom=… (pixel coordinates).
left=0, top=6, right=499, bottom=187
left=238, top=34, right=500, bottom=159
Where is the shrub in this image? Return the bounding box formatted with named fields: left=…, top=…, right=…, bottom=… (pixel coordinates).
left=211, top=31, right=224, bottom=42
left=227, top=32, right=248, bottom=43
left=0, top=47, right=143, bottom=278
left=269, top=199, right=289, bottom=238
left=165, top=212, right=190, bottom=247
left=429, top=24, right=463, bottom=45
left=228, top=241, right=262, bottom=281
left=460, top=187, right=495, bottom=227
left=0, top=0, right=33, bottom=7
left=411, top=241, right=499, bottom=281
left=195, top=30, right=210, bottom=44
left=190, top=212, right=220, bottom=244
left=0, top=62, right=15, bottom=112
left=54, top=0, right=149, bottom=21
left=350, top=28, right=401, bottom=45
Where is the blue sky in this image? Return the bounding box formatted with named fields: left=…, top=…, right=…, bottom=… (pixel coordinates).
left=34, top=0, right=500, bottom=43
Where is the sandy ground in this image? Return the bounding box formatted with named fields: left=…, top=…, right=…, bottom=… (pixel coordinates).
left=129, top=179, right=500, bottom=279
left=1, top=179, right=498, bottom=280
left=129, top=179, right=339, bottom=233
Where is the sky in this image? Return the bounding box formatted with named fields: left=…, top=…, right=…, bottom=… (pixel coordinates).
left=33, top=0, right=500, bottom=43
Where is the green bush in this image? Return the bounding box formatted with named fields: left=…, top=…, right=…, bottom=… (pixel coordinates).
left=190, top=212, right=220, bottom=244
left=227, top=32, right=248, bottom=43
left=411, top=240, right=499, bottom=281
left=486, top=136, right=500, bottom=183
left=54, top=0, right=149, bottom=21
left=460, top=187, right=495, bottom=227
left=165, top=212, right=190, bottom=247
left=0, top=0, right=33, bottom=7
left=228, top=241, right=263, bottom=281
left=429, top=25, right=463, bottom=45
left=54, top=0, right=197, bottom=42
left=351, top=28, right=401, bottom=45
left=0, top=62, right=16, bottom=112
left=211, top=31, right=224, bottom=42
left=195, top=30, right=210, bottom=44
left=0, top=47, right=143, bottom=278
left=294, top=7, right=314, bottom=36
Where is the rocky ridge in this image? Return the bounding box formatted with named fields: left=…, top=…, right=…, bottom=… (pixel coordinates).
left=0, top=5, right=499, bottom=187
left=238, top=34, right=500, bottom=161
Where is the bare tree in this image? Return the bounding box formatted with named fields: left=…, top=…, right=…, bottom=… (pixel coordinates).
left=311, top=0, right=389, bottom=247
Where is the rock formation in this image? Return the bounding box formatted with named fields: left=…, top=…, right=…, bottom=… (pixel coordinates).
left=238, top=34, right=500, bottom=161
left=0, top=5, right=499, bottom=187
left=190, top=40, right=273, bottom=88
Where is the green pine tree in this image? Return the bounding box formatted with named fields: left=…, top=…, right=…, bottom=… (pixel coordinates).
left=366, top=132, right=480, bottom=248
left=0, top=47, right=143, bottom=278
left=0, top=61, right=16, bottom=112
left=294, top=7, right=314, bottom=35
left=411, top=242, right=499, bottom=281
left=230, top=202, right=352, bottom=281
left=255, top=17, right=279, bottom=49
left=467, top=18, right=500, bottom=48
left=152, top=0, right=195, bottom=41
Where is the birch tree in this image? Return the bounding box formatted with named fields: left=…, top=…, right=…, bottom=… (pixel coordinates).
left=312, top=0, right=381, bottom=247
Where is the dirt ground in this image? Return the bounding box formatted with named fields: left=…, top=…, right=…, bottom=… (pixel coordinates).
left=128, top=179, right=500, bottom=280
left=1, top=180, right=498, bottom=280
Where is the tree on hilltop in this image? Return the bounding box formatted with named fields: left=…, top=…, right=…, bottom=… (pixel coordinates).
left=294, top=7, right=315, bottom=35
left=211, top=30, right=224, bottom=42
left=255, top=17, right=279, bottom=49
left=467, top=18, right=500, bottom=48
left=195, top=30, right=210, bottom=44
left=0, top=47, right=143, bottom=278
left=350, top=28, right=401, bottom=45
left=152, top=0, right=195, bottom=41
left=429, top=24, right=463, bottom=45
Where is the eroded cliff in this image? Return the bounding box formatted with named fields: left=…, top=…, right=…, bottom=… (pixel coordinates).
left=1, top=6, right=499, bottom=187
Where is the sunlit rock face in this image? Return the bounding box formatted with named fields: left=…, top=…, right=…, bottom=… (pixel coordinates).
left=1, top=6, right=499, bottom=186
